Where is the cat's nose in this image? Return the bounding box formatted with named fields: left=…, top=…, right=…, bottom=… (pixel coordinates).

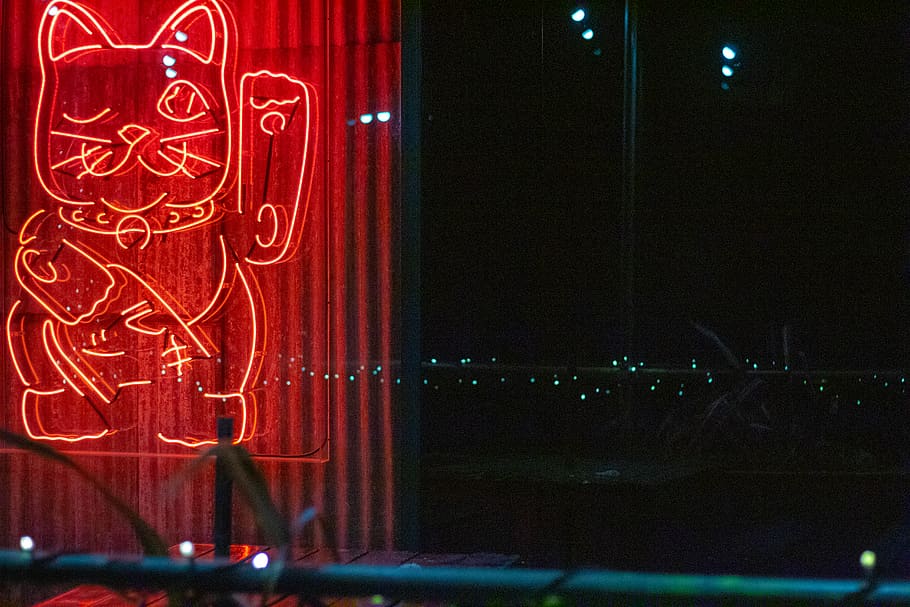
left=118, top=124, right=151, bottom=146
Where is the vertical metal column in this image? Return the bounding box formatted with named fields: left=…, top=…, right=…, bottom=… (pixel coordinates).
left=398, top=0, right=422, bottom=551
left=621, top=0, right=639, bottom=435
left=213, top=417, right=234, bottom=558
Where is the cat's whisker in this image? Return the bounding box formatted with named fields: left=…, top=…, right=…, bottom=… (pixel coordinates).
left=139, top=151, right=186, bottom=177
left=159, top=128, right=223, bottom=143
left=157, top=145, right=195, bottom=178
left=50, top=130, right=113, bottom=144
left=51, top=146, right=102, bottom=170
left=165, top=145, right=223, bottom=169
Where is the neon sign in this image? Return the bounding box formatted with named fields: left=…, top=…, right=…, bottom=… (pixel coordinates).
left=6, top=0, right=320, bottom=449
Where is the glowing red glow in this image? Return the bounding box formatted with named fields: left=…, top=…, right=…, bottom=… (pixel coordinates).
left=7, top=0, right=321, bottom=450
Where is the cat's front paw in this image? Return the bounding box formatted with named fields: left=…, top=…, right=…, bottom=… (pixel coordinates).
left=155, top=392, right=254, bottom=448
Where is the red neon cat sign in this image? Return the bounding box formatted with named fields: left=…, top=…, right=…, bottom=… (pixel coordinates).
left=6, top=0, right=322, bottom=450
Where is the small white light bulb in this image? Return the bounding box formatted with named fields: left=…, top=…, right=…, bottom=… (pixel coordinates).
left=377, top=111, right=392, bottom=122
left=252, top=552, right=269, bottom=569
left=163, top=55, right=176, bottom=67
left=359, top=113, right=374, bottom=124
left=19, top=536, right=35, bottom=552
left=571, top=8, right=586, bottom=22
left=179, top=540, right=195, bottom=558
left=166, top=68, right=178, bottom=79
left=175, top=31, right=189, bottom=42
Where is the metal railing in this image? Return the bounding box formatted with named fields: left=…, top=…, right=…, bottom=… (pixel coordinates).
left=1, top=549, right=907, bottom=604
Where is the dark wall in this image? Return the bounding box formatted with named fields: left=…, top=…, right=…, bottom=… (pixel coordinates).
left=422, top=0, right=910, bottom=369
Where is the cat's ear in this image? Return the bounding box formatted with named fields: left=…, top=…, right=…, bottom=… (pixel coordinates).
left=154, top=0, right=232, bottom=66
left=40, top=0, right=117, bottom=63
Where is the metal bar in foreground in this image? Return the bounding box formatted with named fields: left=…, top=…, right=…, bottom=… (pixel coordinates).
left=0, top=549, right=905, bottom=603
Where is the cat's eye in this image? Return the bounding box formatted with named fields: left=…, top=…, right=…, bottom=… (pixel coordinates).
left=157, top=80, right=211, bottom=122
left=62, top=108, right=114, bottom=124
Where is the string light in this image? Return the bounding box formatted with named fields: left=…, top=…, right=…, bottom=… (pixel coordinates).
left=252, top=552, right=269, bottom=569
left=179, top=541, right=195, bottom=558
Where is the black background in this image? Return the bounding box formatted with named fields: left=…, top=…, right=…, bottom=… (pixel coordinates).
left=421, top=0, right=910, bottom=369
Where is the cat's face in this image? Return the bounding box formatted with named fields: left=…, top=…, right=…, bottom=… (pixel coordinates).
left=35, top=0, right=236, bottom=236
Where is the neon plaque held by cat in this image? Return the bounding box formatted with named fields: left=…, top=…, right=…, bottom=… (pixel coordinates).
left=6, top=0, right=322, bottom=451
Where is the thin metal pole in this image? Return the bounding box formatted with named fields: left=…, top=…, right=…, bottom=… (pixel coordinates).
left=621, top=0, right=639, bottom=363
left=213, top=417, right=234, bottom=558
left=398, top=0, right=422, bottom=551
left=621, top=0, right=640, bottom=439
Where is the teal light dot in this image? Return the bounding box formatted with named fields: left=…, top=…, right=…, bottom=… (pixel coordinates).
left=423, top=379, right=428, bottom=385
left=678, top=390, right=684, bottom=396
left=530, top=377, right=536, bottom=383
left=430, top=358, right=437, bottom=364
left=580, top=394, right=586, bottom=400
left=472, top=379, right=478, bottom=385
left=612, top=360, right=618, bottom=367
left=554, top=380, right=560, bottom=386
left=885, top=382, right=889, bottom=388
left=650, top=385, right=656, bottom=391
left=819, top=386, right=824, bottom=392
left=752, top=363, right=758, bottom=370
left=630, top=366, right=637, bottom=373
left=784, top=365, right=790, bottom=371
left=500, top=377, right=506, bottom=383
left=708, top=377, right=714, bottom=384
left=857, top=399, right=862, bottom=405
left=349, top=375, right=355, bottom=381
left=623, top=356, right=629, bottom=362
left=691, top=363, right=697, bottom=369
